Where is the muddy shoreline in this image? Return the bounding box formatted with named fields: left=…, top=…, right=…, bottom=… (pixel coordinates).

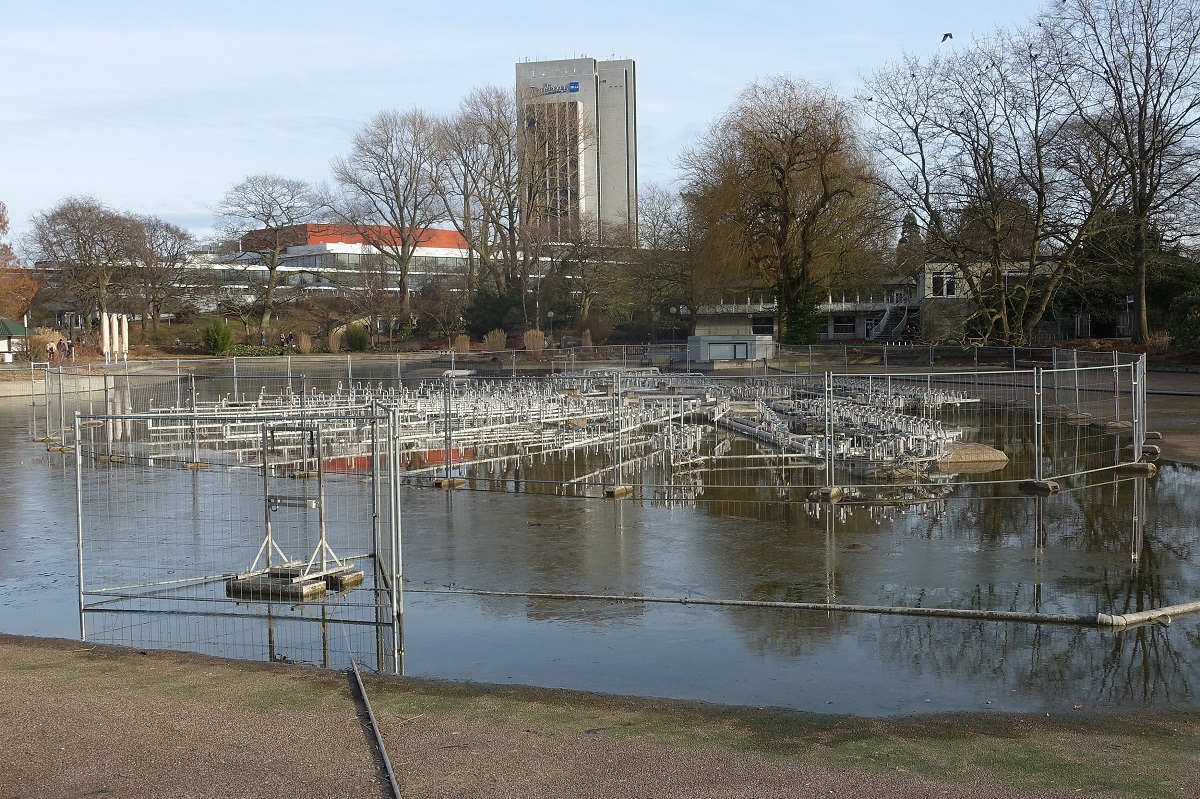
left=3, top=634, right=1198, bottom=798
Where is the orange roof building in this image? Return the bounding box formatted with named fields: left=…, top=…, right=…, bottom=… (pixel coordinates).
left=232, top=225, right=472, bottom=294
left=241, top=224, right=468, bottom=252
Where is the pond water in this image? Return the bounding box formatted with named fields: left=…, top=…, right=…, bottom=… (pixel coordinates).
left=1, top=395, right=1198, bottom=717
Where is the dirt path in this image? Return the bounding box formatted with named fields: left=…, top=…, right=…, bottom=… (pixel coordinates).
left=3, top=635, right=1198, bottom=799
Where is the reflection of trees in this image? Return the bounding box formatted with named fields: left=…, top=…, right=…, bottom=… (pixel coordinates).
left=399, top=441, right=1200, bottom=705
left=735, top=582, right=846, bottom=658
left=401, top=489, right=649, bottom=626
left=701, top=505, right=872, bottom=658
left=867, top=613, right=1198, bottom=708
left=848, top=465, right=1199, bottom=707
left=521, top=597, right=644, bottom=623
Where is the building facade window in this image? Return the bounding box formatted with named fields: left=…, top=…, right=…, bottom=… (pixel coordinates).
left=709, top=342, right=749, bottom=360
left=931, top=272, right=957, bottom=297
left=750, top=315, right=775, bottom=335
left=832, top=315, right=856, bottom=335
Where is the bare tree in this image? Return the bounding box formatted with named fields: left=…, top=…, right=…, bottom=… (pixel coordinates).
left=28, top=196, right=134, bottom=319
left=437, top=85, right=564, bottom=318
left=1043, top=0, right=1200, bottom=343
left=214, top=174, right=320, bottom=333
left=410, top=276, right=468, bottom=342
left=331, top=109, right=445, bottom=311
left=349, top=251, right=410, bottom=346
left=618, top=184, right=696, bottom=339
left=862, top=29, right=1120, bottom=343
left=127, top=215, right=195, bottom=338
left=436, top=86, right=506, bottom=295
left=544, top=219, right=628, bottom=335
left=680, top=76, right=889, bottom=343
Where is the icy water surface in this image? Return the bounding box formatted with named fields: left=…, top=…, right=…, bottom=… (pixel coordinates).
left=1, top=397, right=1198, bottom=716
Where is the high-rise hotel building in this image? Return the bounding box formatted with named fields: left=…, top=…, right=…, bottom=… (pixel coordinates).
left=515, top=57, right=637, bottom=242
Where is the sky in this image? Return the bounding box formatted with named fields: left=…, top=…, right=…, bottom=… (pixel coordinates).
left=1, top=0, right=1048, bottom=249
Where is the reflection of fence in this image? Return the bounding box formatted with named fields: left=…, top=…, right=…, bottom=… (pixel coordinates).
left=45, top=345, right=1149, bottom=501
left=73, top=408, right=402, bottom=672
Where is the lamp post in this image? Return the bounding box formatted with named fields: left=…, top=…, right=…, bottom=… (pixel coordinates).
left=547, top=311, right=554, bottom=349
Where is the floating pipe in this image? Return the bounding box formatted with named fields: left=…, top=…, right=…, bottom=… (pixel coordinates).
left=420, top=588, right=1200, bottom=630
left=1096, top=599, right=1200, bottom=629
left=418, top=588, right=1103, bottom=627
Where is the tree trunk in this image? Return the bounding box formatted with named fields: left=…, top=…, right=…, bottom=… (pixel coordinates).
left=1131, top=217, right=1150, bottom=343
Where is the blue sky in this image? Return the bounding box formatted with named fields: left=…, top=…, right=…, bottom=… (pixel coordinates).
left=1, top=0, right=1047, bottom=246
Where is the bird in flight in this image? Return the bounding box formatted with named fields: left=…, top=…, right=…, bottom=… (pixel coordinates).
left=942, top=33, right=953, bottom=42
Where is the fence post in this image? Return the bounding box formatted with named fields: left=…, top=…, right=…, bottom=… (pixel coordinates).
left=57, top=366, right=66, bottom=442
left=1072, top=349, right=1081, bottom=414
left=43, top=363, right=50, bottom=436
left=103, top=373, right=112, bottom=457
left=1033, top=367, right=1043, bottom=482
left=1113, top=351, right=1121, bottom=424
left=1051, top=347, right=1059, bottom=407
left=443, top=376, right=452, bottom=482
left=75, top=411, right=86, bottom=639
left=190, top=373, right=199, bottom=466
left=824, top=370, right=835, bottom=483
left=1133, top=355, right=1145, bottom=454
left=973, top=345, right=978, bottom=392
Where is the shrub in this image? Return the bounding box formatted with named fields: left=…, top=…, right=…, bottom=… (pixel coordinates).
left=454, top=334, right=471, bottom=354
left=483, top=328, right=507, bottom=352
left=202, top=318, right=235, bottom=356
left=296, top=332, right=313, bottom=354
left=345, top=322, right=371, bottom=352
left=1169, top=289, right=1200, bottom=351
left=523, top=329, right=545, bottom=353
left=28, top=333, right=53, bottom=362
left=780, top=284, right=823, bottom=345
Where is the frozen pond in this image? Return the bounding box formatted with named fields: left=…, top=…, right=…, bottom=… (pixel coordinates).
left=2, top=392, right=1198, bottom=716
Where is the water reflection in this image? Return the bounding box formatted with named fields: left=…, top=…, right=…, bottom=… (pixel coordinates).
left=3, top=397, right=1200, bottom=715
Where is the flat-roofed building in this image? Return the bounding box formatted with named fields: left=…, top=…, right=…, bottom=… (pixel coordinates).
left=516, top=57, right=637, bottom=242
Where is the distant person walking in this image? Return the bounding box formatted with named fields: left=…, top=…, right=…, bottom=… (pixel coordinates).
left=260, top=331, right=267, bottom=347
left=46, top=341, right=55, bottom=361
